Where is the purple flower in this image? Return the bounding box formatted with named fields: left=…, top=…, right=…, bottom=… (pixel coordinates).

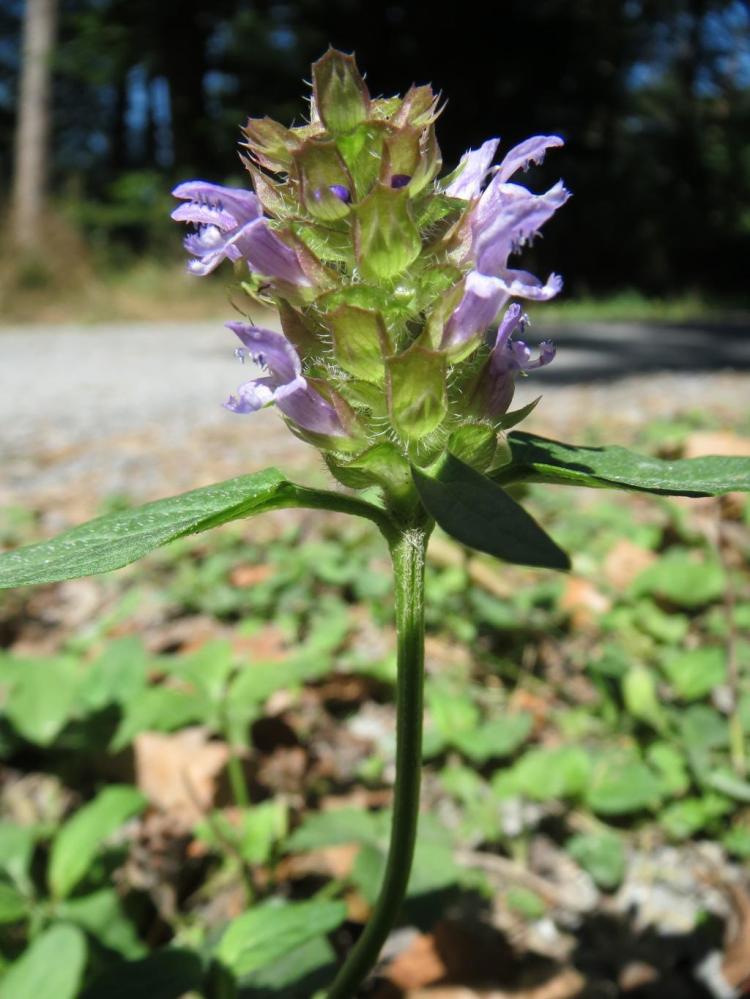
left=444, top=138, right=500, bottom=199
left=442, top=271, right=508, bottom=351
left=476, top=304, right=556, bottom=417
left=172, top=181, right=310, bottom=285
left=445, top=135, right=569, bottom=318
left=224, top=323, right=347, bottom=437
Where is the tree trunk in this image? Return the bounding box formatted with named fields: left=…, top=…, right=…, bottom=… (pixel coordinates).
left=11, top=0, right=58, bottom=253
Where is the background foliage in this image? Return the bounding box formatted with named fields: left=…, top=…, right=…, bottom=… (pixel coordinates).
left=1, top=0, right=750, bottom=299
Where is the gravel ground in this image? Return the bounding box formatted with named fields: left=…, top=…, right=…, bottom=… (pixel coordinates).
left=2, top=319, right=749, bottom=519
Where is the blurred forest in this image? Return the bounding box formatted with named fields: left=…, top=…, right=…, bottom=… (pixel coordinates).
left=0, top=0, right=749, bottom=303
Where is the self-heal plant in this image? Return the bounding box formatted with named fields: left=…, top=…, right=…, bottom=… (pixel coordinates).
left=1, top=49, right=749, bottom=999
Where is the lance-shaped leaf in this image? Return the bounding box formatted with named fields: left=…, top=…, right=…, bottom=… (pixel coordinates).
left=328, top=304, right=390, bottom=380
left=354, top=184, right=421, bottom=281
left=312, top=49, right=370, bottom=133
left=0, top=470, right=390, bottom=589
left=293, top=139, right=353, bottom=221
left=387, top=341, right=448, bottom=441
left=496, top=432, right=750, bottom=496
left=413, top=453, right=570, bottom=570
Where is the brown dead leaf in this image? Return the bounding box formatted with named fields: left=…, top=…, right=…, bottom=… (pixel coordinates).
left=721, top=881, right=750, bottom=992
left=276, top=843, right=360, bottom=883
left=508, top=690, right=550, bottom=731
left=231, top=625, right=287, bottom=661
left=228, top=563, right=275, bottom=588
left=134, top=727, right=231, bottom=831
left=560, top=577, right=611, bottom=630
left=408, top=968, right=584, bottom=998
left=387, top=932, right=448, bottom=990
left=603, top=539, right=657, bottom=590
left=618, top=961, right=659, bottom=991
left=682, top=431, right=750, bottom=460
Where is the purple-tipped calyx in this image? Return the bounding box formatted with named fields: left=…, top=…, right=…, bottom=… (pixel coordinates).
left=224, top=323, right=347, bottom=438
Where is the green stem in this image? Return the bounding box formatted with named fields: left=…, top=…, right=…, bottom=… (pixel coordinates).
left=227, top=752, right=250, bottom=808
left=326, top=526, right=428, bottom=999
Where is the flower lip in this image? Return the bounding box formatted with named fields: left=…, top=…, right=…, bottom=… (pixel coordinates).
left=224, top=323, right=347, bottom=437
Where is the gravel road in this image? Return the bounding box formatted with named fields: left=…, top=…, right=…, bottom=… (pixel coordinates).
left=2, top=318, right=749, bottom=517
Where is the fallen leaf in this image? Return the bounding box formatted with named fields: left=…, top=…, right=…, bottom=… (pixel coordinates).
left=386, top=933, right=448, bottom=991
left=559, top=577, right=611, bottom=630
left=134, top=727, right=231, bottom=831
left=228, top=563, right=275, bottom=588
left=603, top=539, right=657, bottom=590
left=682, top=431, right=750, bottom=460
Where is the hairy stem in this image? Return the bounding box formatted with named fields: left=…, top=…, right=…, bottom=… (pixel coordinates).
left=326, top=525, right=429, bottom=998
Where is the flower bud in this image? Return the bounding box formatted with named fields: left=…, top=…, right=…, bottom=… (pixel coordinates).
left=312, top=49, right=370, bottom=134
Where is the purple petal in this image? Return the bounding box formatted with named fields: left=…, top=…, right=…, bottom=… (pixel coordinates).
left=495, top=135, right=564, bottom=183
left=171, top=181, right=261, bottom=227
left=232, top=222, right=311, bottom=286
left=442, top=271, right=509, bottom=350
left=474, top=180, right=570, bottom=276
left=445, top=138, right=500, bottom=199
left=276, top=384, right=347, bottom=436
left=390, top=174, right=411, bottom=189
left=490, top=269, right=564, bottom=302
left=225, top=323, right=301, bottom=385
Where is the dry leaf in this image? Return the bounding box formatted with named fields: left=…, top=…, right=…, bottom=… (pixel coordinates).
left=134, top=727, right=231, bottom=831
left=559, top=577, right=611, bottom=630
left=603, top=539, right=657, bottom=590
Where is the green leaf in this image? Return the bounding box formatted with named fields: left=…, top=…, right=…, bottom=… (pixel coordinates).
left=80, top=950, right=204, bottom=999
left=216, top=899, right=347, bottom=977
left=621, top=666, right=668, bottom=731
left=585, top=752, right=662, bottom=815
left=0, top=881, right=28, bottom=923
left=661, top=646, right=726, bottom=700
left=505, top=886, right=546, bottom=920
left=412, top=453, right=570, bottom=570
left=0, top=923, right=86, bottom=999
left=498, top=432, right=750, bottom=495
left=0, top=823, right=35, bottom=894
left=706, top=769, right=750, bottom=803
left=110, top=686, right=207, bottom=751
left=241, top=936, right=336, bottom=994
left=78, top=637, right=149, bottom=712
left=0, top=470, right=292, bottom=588
left=566, top=831, right=626, bottom=891
left=452, top=714, right=533, bottom=763
left=287, top=808, right=381, bottom=852
left=508, top=746, right=592, bottom=801
left=49, top=785, right=146, bottom=899
left=4, top=656, right=81, bottom=746
left=631, top=550, right=726, bottom=608
left=58, top=889, right=146, bottom=958
left=659, top=794, right=731, bottom=839
left=646, top=743, right=691, bottom=797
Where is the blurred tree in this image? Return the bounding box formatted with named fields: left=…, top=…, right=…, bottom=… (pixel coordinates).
left=11, top=0, right=58, bottom=252
left=1, top=0, right=747, bottom=296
